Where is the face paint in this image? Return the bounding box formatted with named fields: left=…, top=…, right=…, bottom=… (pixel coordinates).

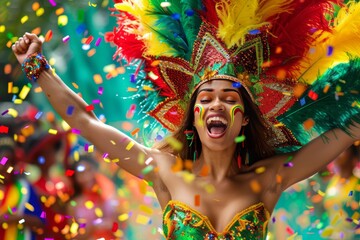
left=229, top=104, right=244, bottom=127
left=194, top=104, right=205, bottom=126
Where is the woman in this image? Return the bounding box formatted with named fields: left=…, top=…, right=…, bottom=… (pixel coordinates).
left=11, top=1, right=360, bottom=239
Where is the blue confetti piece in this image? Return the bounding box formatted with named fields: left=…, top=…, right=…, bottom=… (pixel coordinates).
left=248, top=29, right=260, bottom=35
left=185, top=9, right=194, bottom=16
left=38, top=156, right=45, bottom=164
left=130, top=74, right=136, bottom=83
left=300, top=98, right=306, bottom=106
left=171, top=13, right=181, bottom=20
left=349, top=190, right=353, bottom=196
left=76, top=24, right=86, bottom=35
left=327, top=46, right=334, bottom=56
left=66, top=106, right=74, bottom=115
left=232, top=82, right=242, bottom=88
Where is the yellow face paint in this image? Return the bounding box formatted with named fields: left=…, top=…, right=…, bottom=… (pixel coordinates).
left=194, top=104, right=204, bottom=126
left=230, top=104, right=244, bottom=127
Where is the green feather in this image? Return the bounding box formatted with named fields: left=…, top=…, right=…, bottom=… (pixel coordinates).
left=146, top=0, right=202, bottom=59
left=277, top=58, right=360, bottom=146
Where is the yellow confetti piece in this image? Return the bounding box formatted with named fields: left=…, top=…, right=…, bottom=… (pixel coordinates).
left=7, top=108, right=18, bottom=118
left=139, top=181, right=147, bottom=195
left=282, top=92, right=291, bottom=96
left=204, top=184, right=215, bottom=193
left=317, top=190, right=325, bottom=197
left=72, top=82, right=79, bottom=89
left=139, top=205, right=154, bottom=214
left=321, top=227, right=333, bottom=237
left=14, top=99, right=23, bottom=104
left=117, top=66, right=125, bottom=74
left=143, top=85, right=154, bottom=91
left=25, top=203, right=34, bottom=212
left=8, top=82, right=13, bottom=93
left=118, top=213, right=129, bottom=221
left=182, top=172, right=195, bottom=183
left=19, top=85, right=31, bottom=100
left=126, top=141, right=135, bottom=151
left=85, top=200, right=94, bottom=209
left=330, top=214, right=340, bottom=225
left=21, top=15, right=29, bottom=24
left=95, top=207, right=103, bottom=218
left=165, top=136, right=183, bottom=151
left=255, top=166, right=266, bottom=174
left=0, top=25, right=5, bottom=33
left=48, top=129, right=58, bottom=135
left=70, top=222, right=79, bottom=234
left=58, top=15, right=68, bottom=26
left=127, top=87, right=138, bottom=92
left=135, top=214, right=150, bottom=225
left=36, top=8, right=45, bottom=17
left=112, top=158, right=120, bottom=163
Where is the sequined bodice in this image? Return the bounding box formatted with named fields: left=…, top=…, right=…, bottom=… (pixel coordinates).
left=163, top=200, right=270, bottom=239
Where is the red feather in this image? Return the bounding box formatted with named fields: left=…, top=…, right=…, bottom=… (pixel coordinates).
left=105, top=10, right=145, bottom=62
left=265, top=0, right=341, bottom=79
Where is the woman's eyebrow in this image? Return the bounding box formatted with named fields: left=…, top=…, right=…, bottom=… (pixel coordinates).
left=198, top=88, right=214, bottom=94
left=223, top=88, right=240, bottom=93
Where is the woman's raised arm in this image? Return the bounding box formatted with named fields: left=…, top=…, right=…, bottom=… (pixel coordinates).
left=277, top=125, right=360, bottom=191
left=12, top=33, right=159, bottom=180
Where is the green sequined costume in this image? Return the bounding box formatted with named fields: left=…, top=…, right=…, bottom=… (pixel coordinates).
left=163, top=201, right=270, bottom=240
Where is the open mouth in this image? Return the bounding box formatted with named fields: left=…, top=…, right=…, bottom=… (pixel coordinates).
left=206, top=116, right=228, bottom=138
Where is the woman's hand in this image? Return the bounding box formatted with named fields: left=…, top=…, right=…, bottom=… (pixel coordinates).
left=12, top=33, right=43, bottom=64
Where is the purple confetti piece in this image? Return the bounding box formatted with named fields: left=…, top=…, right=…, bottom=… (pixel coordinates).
left=95, top=37, right=102, bottom=46
left=1, top=110, right=8, bottom=115
left=84, top=143, right=89, bottom=151
left=62, top=35, right=70, bottom=43
left=71, top=128, right=81, bottom=134
left=0, top=157, right=8, bottom=165
left=130, top=74, right=136, bottom=83
left=48, top=0, right=57, bottom=6
left=327, top=46, right=333, bottom=56
left=284, top=162, right=294, bottom=167
left=92, top=99, right=100, bottom=104
left=35, top=111, right=43, bottom=119
left=98, top=86, right=103, bottom=95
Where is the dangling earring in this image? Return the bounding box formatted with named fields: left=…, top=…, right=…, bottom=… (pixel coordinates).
left=237, top=127, right=245, bottom=169
left=185, top=128, right=197, bottom=162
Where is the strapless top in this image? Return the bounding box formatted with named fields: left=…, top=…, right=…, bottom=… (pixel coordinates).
left=163, top=200, right=270, bottom=239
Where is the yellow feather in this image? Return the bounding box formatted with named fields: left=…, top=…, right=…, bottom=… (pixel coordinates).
left=296, top=2, right=360, bottom=84
left=217, top=0, right=292, bottom=48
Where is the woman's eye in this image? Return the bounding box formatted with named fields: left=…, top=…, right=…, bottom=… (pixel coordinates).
left=200, top=99, right=210, bottom=103
left=226, top=99, right=236, bottom=103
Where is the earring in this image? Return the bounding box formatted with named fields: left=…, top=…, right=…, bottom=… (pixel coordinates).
left=184, top=128, right=197, bottom=162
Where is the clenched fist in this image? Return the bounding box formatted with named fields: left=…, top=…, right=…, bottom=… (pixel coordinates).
left=12, top=33, right=43, bottom=65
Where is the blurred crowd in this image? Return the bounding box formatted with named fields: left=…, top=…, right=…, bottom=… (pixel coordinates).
left=0, top=101, right=162, bottom=240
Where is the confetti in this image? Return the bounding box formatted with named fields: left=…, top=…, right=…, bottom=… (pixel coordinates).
left=126, top=141, right=135, bottom=151
left=85, top=35, right=94, bottom=45
left=93, top=74, right=103, bottom=84
left=45, top=30, right=53, bottom=42
left=112, top=222, right=118, bottom=232
left=0, top=157, right=8, bottom=165
left=65, top=169, right=74, bottom=176
left=194, top=194, right=200, bottom=206
left=250, top=180, right=261, bottom=193
left=95, top=37, right=102, bottom=46
left=48, top=0, right=57, bottom=6
left=308, top=90, right=318, bottom=100
left=255, top=166, right=266, bottom=174
left=165, top=136, right=183, bottom=151
left=85, top=105, right=94, bottom=111
left=0, top=126, right=9, bottom=133
left=98, top=86, right=104, bottom=95
left=66, top=105, right=74, bottom=115
left=135, top=214, right=150, bottom=225
left=62, top=35, right=70, bottom=43
left=234, top=135, right=245, bottom=143
left=19, top=85, right=31, bottom=99
left=303, top=118, right=315, bottom=131
left=48, top=129, right=58, bottom=135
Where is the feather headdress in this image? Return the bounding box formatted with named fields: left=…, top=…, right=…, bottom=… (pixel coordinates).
left=105, top=0, right=360, bottom=149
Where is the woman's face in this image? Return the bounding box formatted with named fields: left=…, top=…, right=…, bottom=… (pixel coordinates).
left=194, top=80, right=248, bottom=151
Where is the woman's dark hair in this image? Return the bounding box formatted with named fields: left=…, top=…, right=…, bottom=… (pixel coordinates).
left=155, top=83, right=276, bottom=166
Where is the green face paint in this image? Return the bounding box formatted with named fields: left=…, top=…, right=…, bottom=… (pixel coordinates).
left=194, top=104, right=204, bottom=126
left=229, top=104, right=244, bottom=127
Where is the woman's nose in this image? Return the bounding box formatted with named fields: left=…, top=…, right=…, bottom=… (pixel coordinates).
left=210, top=99, right=224, bottom=111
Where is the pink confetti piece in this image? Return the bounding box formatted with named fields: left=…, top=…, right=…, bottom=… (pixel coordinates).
left=71, top=128, right=81, bottom=134
left=0, top=157, right=8, bottom=165
left=62, top=35, right=70, bottom=43
left=48, top=0, right=57, bottom=6
left=92, top=99, right=100, bottom=104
